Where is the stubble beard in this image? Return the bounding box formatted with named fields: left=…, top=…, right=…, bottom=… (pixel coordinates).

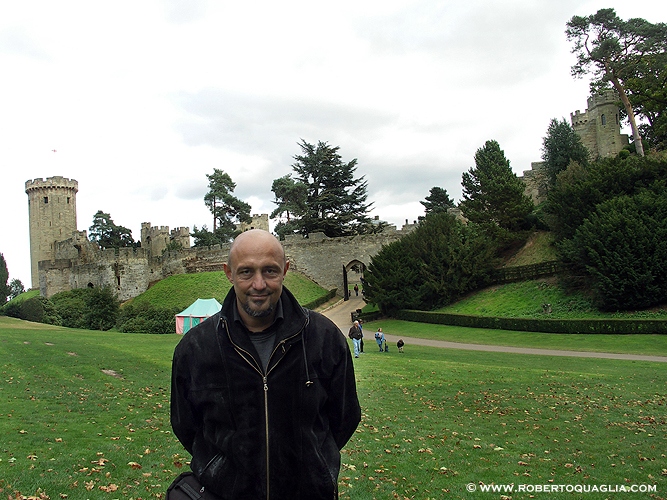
left=242, top=300, right=275, bottom=318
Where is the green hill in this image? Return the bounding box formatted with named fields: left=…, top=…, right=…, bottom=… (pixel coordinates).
left=436, top=230, right=667, bottom=319
left=127, top=270, right=332, bottom=311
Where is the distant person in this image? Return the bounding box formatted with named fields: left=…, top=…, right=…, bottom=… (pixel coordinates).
left=170, top=229, right=361, bottom=499
left=374, top=328, right=385, bottom=352
left=348, top=320, right=363, bottom=358
left=353, top=284, right=359, bottom=296
left=397, top=338, right=405, bottom=353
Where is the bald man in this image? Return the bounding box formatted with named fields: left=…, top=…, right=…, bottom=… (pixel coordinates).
left=170, top=230, right=361, bottom=499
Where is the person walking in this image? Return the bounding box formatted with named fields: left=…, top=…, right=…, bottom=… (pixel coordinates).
left=348, top=320, right=363, bottom=358
left=170, top=229, right=361, bottom=499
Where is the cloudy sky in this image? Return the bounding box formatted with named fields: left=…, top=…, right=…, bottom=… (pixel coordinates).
left=1, top=0, right=665, bottom=289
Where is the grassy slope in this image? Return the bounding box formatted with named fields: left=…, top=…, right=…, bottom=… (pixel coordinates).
left=126, top=270, right=329, bottom=311
left=0, top=317, right=665, bottom=499
left=436, top=231, right=667, bottom=320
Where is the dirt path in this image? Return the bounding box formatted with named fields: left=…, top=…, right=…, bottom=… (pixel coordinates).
left=321, top=296, right=667, bottom=363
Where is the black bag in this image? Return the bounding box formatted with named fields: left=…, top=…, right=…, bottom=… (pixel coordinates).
left=167, top=472, right=223, bottom=500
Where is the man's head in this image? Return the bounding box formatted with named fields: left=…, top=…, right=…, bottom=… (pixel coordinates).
left=224, top=229, right=289, bottom=331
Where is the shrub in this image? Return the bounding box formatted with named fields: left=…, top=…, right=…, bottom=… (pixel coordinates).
left=363, top=213, right=498, bottom=315
left=50, top=289, right=90, bottom=329
left=117, top=302, right=176, bottom=334
left=567, top=188, right=667, bottom=311
left=19, top=296, right=61, bottom=325
left=83, top=286, right=119, bottom=331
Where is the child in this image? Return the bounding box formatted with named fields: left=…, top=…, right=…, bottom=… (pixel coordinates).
left=397, top=339, right=404, bottom=353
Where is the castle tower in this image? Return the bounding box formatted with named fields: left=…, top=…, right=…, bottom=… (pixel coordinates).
left=25, top=176, right=78, bottom=289
left=570, top=91, right=629, bottom=158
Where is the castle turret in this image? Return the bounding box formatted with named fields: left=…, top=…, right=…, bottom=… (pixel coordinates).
left=570, top=91, right=629, bottom=158
left=25, top=176, right=78, bottom=289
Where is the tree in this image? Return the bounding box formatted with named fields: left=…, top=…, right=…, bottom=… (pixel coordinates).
left=285, top=140, right=373, bottom=237
left=459, top=140, right=534, bottom=232
left=420, top=187, right=455, bottom=217
left=0, top=253, right=8, bottom=303
left=362, top=213, right=497, bottom=315
left=204, top=169, right=251, bottom=242
left=541, top=118, right=590, bottom=187
left=567, top=188, right=667, bottom=311
left=270, top=174, right=308, bottom=239
left=190, top=224, right=232, bottom=248
left=83, top=286, right=119, bottom=331
left=566, top=9, right=667, bottom=157
left=8, top=279, right=25, bottom=300
left=89, top=211, right=136, bottom=249
left=545, top=152, right=667, bottom=243
left=626, top=53, right=667, bottom=150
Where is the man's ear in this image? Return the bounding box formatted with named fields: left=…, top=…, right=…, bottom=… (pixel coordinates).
left=283, top=260, right=290, bottom=275
left=224, top=263, right=233, bottom=282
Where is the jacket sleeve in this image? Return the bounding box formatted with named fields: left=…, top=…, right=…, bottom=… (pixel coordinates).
left=170, top=344, right=198, bottom=455
left=326, top=327, right=361, bottom=450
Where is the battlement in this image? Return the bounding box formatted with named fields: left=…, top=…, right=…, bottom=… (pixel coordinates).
left=570, top=109, right=589, bottom=126
left=587, top=92, right=618, bottom=109
left=25, top=176, right=78, bottom=194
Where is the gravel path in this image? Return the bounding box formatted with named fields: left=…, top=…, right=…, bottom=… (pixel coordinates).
left=321, top=295, right=667, bottom=363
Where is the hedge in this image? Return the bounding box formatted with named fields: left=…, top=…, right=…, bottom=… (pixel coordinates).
left=395, top=309, right=667, bottom=334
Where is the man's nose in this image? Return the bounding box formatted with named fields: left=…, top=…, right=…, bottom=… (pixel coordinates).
left=250, top=271, right=266, bottom=289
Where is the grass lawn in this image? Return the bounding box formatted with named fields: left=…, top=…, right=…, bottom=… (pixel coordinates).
left=435, top=278, right=667, bottom=320
left=359, top=318, right=667, bottom=357
left=1, top=317, right=665, bottom=499
left=126, top=270, right=329, bottom=311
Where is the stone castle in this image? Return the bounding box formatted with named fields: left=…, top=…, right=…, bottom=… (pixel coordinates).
left=521, top=90, right=629, bottom=204
left=26, top=177, right=414, bottom=301
left=26, top=92, right=629, bottom=301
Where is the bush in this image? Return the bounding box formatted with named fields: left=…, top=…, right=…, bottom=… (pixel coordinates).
left=2, top=300, right=22, bottom=318
left=117, top=302, right=176, bottom=334
left=83, top=286, right=119, bottom=331
left=50, top=289, right=90, bottom=329
left=567, top=188, right=667, bottom=311
left=363, top=213, right=498, bottom=315
left=19, top=297, right=61, bottom=325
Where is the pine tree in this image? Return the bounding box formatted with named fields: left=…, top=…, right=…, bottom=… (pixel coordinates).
left=284, top=140, right=373, bottom=237
left=460, top=140, right=533, bottom=231
left=420, top=187, right=455, bottom=217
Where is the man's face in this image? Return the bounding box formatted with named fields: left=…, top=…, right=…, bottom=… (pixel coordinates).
left=224, top=232, right=289, bottom=328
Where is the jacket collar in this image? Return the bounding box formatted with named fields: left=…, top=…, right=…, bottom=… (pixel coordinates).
left=220, top=285, right=308, bottom=345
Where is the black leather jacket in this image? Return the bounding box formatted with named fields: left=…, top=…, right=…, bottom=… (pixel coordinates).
left=171, top=287, right=361, bottom=499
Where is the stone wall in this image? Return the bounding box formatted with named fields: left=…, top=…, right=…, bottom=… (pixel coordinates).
left=37, top=225, right=415, bottom=301
left=282, top=229, right=412, bottom=293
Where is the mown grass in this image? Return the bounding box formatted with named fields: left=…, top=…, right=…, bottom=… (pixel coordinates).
left=1, top=317, right=665, bottom=500
left=359, top=318, right=667, bottom=357
left=435, top=278, right=667, bottom=320
left=125, top=270, right=329, bottom=311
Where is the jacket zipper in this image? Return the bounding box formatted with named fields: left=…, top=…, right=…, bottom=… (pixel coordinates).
left=222, top=317, right=308, bottom=500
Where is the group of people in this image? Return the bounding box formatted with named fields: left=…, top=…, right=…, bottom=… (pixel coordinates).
left=348, top=321, right=405, bottom=356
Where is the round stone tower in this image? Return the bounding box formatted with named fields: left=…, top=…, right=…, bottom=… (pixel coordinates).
left=25, top=176, right=78, bottom=289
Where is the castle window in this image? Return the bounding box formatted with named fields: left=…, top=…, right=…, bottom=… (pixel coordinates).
left=44, top=196, right=49, bottom=204
left=67, top=197, right=71, bottom=204
left=601, top=114, right=606, bottom=126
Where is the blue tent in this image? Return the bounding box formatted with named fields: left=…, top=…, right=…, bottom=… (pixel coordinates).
left=175, top=298, right=222, bottom=334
